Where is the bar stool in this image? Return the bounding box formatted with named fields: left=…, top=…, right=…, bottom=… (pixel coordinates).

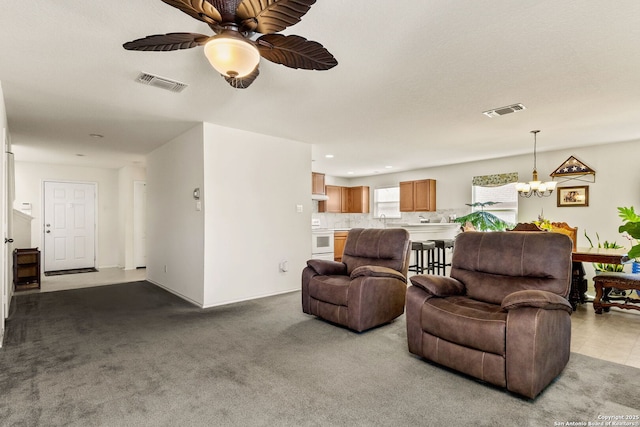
left=432, top=239, right=455, bottom=275
left=408, top=241, right=436, bottom=274
left=423, top=240, right=436, bottom=274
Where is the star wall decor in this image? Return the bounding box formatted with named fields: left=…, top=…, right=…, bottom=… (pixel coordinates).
left=550, top=156, right=596, bottom=181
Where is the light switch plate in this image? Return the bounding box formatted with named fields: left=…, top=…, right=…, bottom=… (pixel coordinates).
left=296, top=204, right=303, bottom=213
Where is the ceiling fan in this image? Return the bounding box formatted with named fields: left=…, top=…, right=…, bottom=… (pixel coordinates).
left=123, top=0, right=338, bottom=89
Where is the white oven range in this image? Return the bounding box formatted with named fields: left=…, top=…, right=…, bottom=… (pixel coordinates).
left=311, top=219, right=335, bottom=261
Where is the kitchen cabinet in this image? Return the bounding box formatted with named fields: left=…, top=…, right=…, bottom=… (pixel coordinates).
left=400, top=179, right=436, bottom=212
left=319, top=185, right=342, bottom=212
left=312, top=172, right=325, bottom=195
left=13, top=248, right=41, bottom=291
left=334, top=231, right=349, bottom=262
left=348, top=186, right=370, bottom=213
left=319, top=186, right=370, bottom=213
left=341, top=187, right=349, bottom=213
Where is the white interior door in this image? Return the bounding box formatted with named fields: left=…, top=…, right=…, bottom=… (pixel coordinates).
left=43, top=181, right=96, bottom=272
left=133, top=181, right=146, bottom=268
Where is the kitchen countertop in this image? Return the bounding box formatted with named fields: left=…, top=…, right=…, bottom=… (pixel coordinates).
left=330, top=223, right=460, bottom=231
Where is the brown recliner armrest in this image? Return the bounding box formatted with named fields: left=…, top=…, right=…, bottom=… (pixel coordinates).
left=306, top=259, right=348, bottom=276
left=501, top=290, right=572, bottom=314
left=409, top=275, right=465, bottom=297
left=350, top=265, right=406, bottom=283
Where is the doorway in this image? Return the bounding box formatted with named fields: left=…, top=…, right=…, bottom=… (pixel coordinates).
left=43, top=181, right=96, bottom=272
left=133, top=181, right=146, bottom=268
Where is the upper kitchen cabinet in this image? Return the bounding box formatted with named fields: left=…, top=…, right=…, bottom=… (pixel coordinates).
left=319, top=185, right=343, bottom=213
left=312, top=172, right=325, bottom=195
left=400, top=179, right=436, bottom=212
left=348, top=186, right=370, bottom=213
left=341, top=187, right=350, bottom=213
left=319, top=185, right=370, bottom=213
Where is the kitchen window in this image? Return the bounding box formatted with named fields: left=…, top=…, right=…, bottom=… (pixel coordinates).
left=373, top=186, right=401, bottom=219
left=472, top=182, right=518, bottom=224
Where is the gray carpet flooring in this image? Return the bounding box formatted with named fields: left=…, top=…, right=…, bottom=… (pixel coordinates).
left=1, top=281, right=639, bottom=426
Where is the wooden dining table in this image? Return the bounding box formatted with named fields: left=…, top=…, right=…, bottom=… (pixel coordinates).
left=570, top=247, right=628, bottom=309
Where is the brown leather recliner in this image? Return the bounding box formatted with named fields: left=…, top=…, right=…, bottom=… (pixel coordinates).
left=302, top=228, right=410, bottom=332
left=406, top=231, right=573, bottom=399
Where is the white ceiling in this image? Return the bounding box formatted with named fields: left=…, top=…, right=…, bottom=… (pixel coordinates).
left=2, top=1, right=640, bottom=176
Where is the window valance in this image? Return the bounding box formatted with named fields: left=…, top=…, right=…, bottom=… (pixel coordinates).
left=472, top=172, right=518, bottom=187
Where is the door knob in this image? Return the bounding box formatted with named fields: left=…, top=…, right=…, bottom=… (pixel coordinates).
left=4, top=238, right=13, bottom=243
left=46, top=230, right=51, bottom=234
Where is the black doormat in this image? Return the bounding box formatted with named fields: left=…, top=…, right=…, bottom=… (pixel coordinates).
left=44, top=268, right=98, bottom=277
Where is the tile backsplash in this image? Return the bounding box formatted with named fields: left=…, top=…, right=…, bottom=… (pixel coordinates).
left=312, top=201, right=469, bottom=229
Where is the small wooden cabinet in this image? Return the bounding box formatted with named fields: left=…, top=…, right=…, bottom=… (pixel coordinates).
left=319, top=185, right=370, bottom=213
left=334, top=231, right=349, bottom=262
left=400, top=179, right=436, bottom=212
left=13, top=248, right=41, bottom=291
left=319, top=185, right=343, bottom=213
left=340, top=187, right=350, bottom=213
left=312, top=172, right=325, bottom=195
left=347, top=186, right=370, bottom=213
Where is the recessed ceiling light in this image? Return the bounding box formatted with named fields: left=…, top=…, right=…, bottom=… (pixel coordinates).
left=89, top=133, right=104, bottom=139
left=325, top=154, right=334, bottom=158
left=385, top=165, right=393, bottom=169
left=347, top=171, right=354, bottom=175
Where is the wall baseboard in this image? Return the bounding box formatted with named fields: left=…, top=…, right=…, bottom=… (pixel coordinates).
left=202, top=287, right=299, bottom=310
left=147, top=279, right=203, bottom=308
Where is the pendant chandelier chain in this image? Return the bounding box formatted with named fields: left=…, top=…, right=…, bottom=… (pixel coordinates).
left=515, top=129, right=556, bottom=198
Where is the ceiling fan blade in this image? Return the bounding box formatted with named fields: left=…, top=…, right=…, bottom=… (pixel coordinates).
left=257, top=34, right=337, bottom=70
left=161, top=0, right=222, bottom=24
left=236, top=0, right=316, bottom=33
left=224, top=66, right=260, bottom=89
left=206, top=0, right=243, bottom=21
left=123, top=33, right=210, bottom=51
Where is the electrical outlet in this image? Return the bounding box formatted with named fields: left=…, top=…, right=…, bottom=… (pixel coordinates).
left=279, top=260, right=288, bottom=272
left=296, top=204, right=303, bottom=213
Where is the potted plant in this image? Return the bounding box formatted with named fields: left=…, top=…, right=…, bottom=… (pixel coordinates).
left=618, top=206, right=640, bottom=273
left=454, top=202, right=513, bottom=231
left=584, top=232, right=625, bottom=273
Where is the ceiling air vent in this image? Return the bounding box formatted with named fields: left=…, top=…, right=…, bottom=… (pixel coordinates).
left=135, top=72, right=188, bottom=93
left=482, top=103, right=526, bottom=118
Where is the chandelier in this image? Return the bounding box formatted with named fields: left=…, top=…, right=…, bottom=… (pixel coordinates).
left=515, top=130, right=557, bottom=198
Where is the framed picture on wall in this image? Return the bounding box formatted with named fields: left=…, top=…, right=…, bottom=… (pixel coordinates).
left=557, top=185, right=589, bottom=207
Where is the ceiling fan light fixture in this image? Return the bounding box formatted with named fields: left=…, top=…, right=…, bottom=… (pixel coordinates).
left=204, top=32, right=260, bottom=78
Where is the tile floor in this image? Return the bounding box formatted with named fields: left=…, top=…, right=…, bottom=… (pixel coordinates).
left=571, top=302, right=640, bottom=368
left=40, top=267, right=147, bottom=293
left=14, top=268, right=640, bottom=368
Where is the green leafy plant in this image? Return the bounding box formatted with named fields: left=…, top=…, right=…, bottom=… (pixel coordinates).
left=584, top=231, right=624, bottom=272
left=454, top=202, right=513, bottom=231
left=618, top=206, right=640, bottom=260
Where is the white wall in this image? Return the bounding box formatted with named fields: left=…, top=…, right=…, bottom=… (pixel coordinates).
left=0, top=81, right=8, bottom=331
left=117, top=165, right=146, bottom=270
left=146, top=124, right=205, bottom=306
left=346, top=139, right=640, bottom=281
left=202, top=123, right=311, bottom=307
left=13, top=162, right=120, bottom=269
